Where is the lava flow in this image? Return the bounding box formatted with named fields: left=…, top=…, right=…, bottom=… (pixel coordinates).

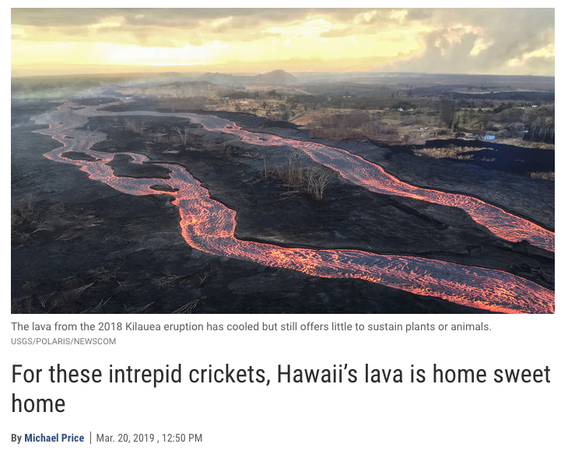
left=84, top=103, right=554, bottom=253
left=31, top=102, right=554, bottom=314
left=211, top=118, right=555, bottom=253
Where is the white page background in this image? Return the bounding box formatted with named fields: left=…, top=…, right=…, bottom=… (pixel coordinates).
left=4, top=2, right=566, bottom=464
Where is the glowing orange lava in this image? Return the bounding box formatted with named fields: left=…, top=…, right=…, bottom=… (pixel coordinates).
left=87, top=103, right=555, bottom=253
left=31, top=102, right=554, bottom=314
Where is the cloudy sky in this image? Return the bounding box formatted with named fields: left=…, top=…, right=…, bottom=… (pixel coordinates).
left=11, top=8, right=555, bottom=77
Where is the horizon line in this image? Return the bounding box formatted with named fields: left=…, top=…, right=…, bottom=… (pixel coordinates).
left=11, top=68, right=556, bottom=80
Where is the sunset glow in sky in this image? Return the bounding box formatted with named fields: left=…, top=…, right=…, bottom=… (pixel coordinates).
left=11, top=8, right=555, bottom=76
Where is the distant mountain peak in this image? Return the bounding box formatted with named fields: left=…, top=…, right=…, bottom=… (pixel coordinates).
left=254, top=69, right=297, bottom=85
left=198, top=69, right=297, bottom=86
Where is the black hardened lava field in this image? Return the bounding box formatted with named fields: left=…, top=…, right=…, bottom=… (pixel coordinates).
left=11, top=73, right=554, bottom=314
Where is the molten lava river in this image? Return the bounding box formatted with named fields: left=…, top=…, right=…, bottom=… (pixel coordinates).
left=31, top=102, right=554, bottom=314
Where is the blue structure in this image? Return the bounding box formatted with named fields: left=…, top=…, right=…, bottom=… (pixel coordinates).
left=484, top=134, right=495, bottom=141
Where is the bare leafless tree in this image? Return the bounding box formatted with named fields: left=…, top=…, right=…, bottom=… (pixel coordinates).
left=305, top=168, right=335, bottom=200
left=172, top=126, right=188, bottom=145
left=275, top=153, right=304, bottom=189
left=262, top=156, right=268, bottom=179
